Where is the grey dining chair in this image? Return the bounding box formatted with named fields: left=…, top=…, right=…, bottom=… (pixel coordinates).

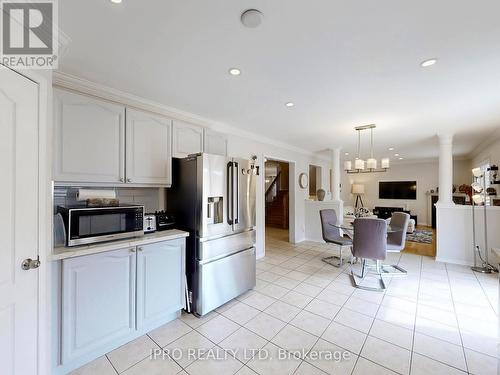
left=350, top=218, right=388, bottom=291
left=319, top=209, right=353, bottom=267
left=384, top=212, right=410, bottom=275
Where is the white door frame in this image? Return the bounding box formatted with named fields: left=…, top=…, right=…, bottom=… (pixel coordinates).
left=260, top=155, right=297, bottom=256
left=8, top=67, right=52, bottom=375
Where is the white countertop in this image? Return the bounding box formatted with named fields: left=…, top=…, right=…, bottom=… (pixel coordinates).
left=50, top=229, right=189, bottom=261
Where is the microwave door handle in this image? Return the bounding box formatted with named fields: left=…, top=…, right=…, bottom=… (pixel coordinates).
left=226, top=161, right=233, bottom=225
left=234, top=162, right=239, bottom=224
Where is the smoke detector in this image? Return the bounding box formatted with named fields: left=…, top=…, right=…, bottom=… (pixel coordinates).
left=241, top=9, right=263, bottom=28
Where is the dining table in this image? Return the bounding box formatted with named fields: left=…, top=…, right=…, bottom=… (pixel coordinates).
left=329, top=222, right=402, bottom=238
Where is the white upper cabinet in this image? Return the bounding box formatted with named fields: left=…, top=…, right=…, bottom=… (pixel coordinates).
left=126, top=108, right=172, bottom=185
left=172, top=120, right=204, bottom=158
left=54, top=88, right=125, bottom=183
left=204, top=129, right=228, bottom=156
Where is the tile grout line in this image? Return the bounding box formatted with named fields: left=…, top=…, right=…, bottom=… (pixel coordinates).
left=349, top=252, right=406, bottom=375
left=104, top=353, right=120, bottom=374
left=407, top=252, right=423, bottom=375
left=444, top=262, right=470, bottom=374
left=290, top=259, right=361, bottom=375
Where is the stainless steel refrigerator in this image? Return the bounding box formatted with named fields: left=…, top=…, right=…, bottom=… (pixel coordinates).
left=168, top=153, right=257, bottom=316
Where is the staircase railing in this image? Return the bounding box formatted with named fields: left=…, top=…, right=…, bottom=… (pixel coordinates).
left=265, top=171, right=281, bottom=202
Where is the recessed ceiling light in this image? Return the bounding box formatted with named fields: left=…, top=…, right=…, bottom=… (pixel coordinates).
left=394, top=153, right=400, bottom=156
left=241, top=9, right=264, bottom=28
left=285, top=102, right=294, bottom=108
left=399, top=157, right=404, bottom=160
left=344, top=152, right=349, bottom=156
left=228, top=68, right=241, bottom=76
left=421, top=58, right=437, bottom=67
left=388, top=147, right=394, bottom=151
left=110, top=0, right=122, bottom=3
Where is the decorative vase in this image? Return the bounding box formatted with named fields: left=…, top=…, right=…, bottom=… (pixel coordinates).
left=317, top=189, right=326, bottom=201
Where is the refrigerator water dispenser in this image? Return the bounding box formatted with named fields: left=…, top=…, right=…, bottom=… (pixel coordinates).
left=207, top=197, right=223, bottom=224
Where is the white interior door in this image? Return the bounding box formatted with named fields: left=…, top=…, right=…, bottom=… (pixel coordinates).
left=0, top=68, right=39, bottom=374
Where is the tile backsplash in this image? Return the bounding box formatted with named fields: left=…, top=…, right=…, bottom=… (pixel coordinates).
left=53, top=186, right=164, bottom=213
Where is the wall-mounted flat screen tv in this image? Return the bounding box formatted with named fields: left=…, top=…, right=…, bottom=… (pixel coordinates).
left=379, top=181, right=417, bottom=200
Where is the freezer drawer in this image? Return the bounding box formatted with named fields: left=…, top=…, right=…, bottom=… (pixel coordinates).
left=198, top=230, right=255, bottom=261
left=197, top=247, right=256, bottom=316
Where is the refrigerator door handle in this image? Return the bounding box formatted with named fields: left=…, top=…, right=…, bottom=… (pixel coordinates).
left=226, top=161, right=233, bottom=225
left=234, top=162, right=239, bottom=224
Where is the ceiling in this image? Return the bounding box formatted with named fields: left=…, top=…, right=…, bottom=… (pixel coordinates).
left=58, top=0, right=500, bottom=161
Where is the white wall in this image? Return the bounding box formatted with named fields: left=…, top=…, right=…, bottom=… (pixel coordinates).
left=304, top=200, right=343, bottom=242
left=470, top=128, right=500, bottom=168
left=339, top=159, right=470, bottom=225
left=437, top=205, right=500, bottom=265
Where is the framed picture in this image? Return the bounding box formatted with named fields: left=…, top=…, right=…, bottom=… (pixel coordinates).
left=492, top=198, right=500, bottom=206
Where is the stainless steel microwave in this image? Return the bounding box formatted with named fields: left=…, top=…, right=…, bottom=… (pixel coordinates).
left=57, top=204, right=144, bottom=246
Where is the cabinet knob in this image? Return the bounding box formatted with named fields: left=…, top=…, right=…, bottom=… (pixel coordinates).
left=130, top=248, right=136, bottom=253
left=127, top=178, right=132, bottom=183
left=120, top=178, right=124, bottom=182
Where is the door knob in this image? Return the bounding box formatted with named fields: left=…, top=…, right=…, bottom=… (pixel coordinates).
left=21, top=258, right=40, bottom=270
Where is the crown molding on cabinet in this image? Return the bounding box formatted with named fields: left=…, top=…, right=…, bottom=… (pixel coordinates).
left=52, top=71, right=324, bottom=159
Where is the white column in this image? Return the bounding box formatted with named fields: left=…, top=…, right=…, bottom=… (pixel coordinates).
left=437, top=134, right=454, bottom=205
left=331, top=148, right=341, bottom=201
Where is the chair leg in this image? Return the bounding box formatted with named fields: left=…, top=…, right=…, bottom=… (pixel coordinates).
left=350, top=258, right=386, bottom=292
left=380, top=253, right=407, bottom=276
left=322, top=245, right=350, bottom=268
left=381, top=264, right=407, bottom=276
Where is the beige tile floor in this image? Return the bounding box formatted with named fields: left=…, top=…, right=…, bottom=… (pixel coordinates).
left=71, top=232, right=499, bottom=375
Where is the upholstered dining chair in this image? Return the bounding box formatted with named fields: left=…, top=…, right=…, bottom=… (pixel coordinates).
left=384, top=212, right=410, bottom=275
left=319, top=209, right=353, bottom=267
left=350, top=218, right=388, bottom=291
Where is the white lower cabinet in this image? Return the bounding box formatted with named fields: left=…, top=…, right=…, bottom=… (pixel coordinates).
left=136, top=239, right=185, bottom=330
left=59, top=238, right=185, bottom=370
left=61, top=247, right=136, bottom=364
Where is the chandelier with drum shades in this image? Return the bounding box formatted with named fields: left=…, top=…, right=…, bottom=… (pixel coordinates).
left=344, top=124, right=390, bottom=174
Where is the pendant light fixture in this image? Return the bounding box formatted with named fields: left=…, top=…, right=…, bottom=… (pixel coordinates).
left=345, top=124, right=390, bottom=174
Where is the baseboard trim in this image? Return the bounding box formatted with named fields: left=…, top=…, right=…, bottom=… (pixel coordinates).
left=435, top=256, right=473, bottom=266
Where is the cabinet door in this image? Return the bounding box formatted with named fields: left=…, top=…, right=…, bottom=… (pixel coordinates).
left=53, top=88, right=125, bottom=183
left=61, top=247, right=136, bottom=364
left=204, top=129, right=228, bottom=156
left=172, top=120, right=204, bottom=158
left=126, top=108, right=172, bottom=185
left=136, top=239, right=185, bottom=330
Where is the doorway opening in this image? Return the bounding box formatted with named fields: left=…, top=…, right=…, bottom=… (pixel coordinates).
left=309, top=164, right=322, bottom=198
left=265, top=159, right=290, bottom=244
